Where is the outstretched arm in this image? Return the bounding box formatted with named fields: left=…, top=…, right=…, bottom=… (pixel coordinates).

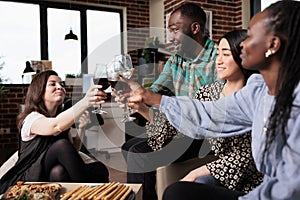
left=31, top=85, right=106, bottom=136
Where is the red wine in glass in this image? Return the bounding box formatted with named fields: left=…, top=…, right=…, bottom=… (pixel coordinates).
left=92, top=77, right=109, bottom=114
left=96, top=78, right=110, bottom=90
left=109, top=80, right=117, bottom=88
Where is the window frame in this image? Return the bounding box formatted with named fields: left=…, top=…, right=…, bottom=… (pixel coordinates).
left=1, top=0, right=124, bottom=75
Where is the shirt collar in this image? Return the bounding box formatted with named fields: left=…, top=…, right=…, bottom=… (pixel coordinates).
left=192, top=37, right=216, bottom=63
left=173, top=37, right=216, bottom=64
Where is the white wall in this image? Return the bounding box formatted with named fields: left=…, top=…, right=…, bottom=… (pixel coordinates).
left=242, top=0, right=251, bottom=29
left=149, top=0, right=165, bottom=43
left=261, top=0, right=300, bottom=10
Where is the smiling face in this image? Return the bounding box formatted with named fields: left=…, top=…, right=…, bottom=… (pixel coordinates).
left=216, top=38, right=244, bottom=81
left=168, top=10, right=195, bottom=54
left=43, top=75, right=66, bottom=107
left=240, top=11, right=272, bottom=70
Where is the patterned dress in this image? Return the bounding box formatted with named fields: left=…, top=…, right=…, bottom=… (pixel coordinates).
left=146, top=82, right=263, bottom=193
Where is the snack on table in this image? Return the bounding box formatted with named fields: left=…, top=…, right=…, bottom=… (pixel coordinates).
left=59, top=182, right=133, bottom=200
left=2, top=182, right=62, bottom=200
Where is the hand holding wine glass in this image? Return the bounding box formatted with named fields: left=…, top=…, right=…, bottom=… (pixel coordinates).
left=91, top=64, right=110, bottom=114
left=107, top=54, right=136, bottom=122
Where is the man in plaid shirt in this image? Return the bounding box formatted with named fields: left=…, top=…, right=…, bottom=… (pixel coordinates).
left=122, top=3, right=218, bottom=200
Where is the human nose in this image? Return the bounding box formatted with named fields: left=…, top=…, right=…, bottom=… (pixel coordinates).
left=216, top=54, right=223, bottom=65
left=240, top=41, right=244, bottom=49
left=56, top=82, right=65, bottom=91
left=169, top=33, right=175, bottom=43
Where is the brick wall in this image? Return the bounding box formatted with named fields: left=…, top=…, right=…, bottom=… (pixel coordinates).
left=0, top=0, right=243, bottom=162
left=0, top=85, right=27, bottom=150
left=0, top=84, right=82, bottom=150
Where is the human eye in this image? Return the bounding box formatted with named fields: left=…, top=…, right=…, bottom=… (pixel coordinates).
left=59, top=81, right=65, bottom=88
left=47, top=81, right=56, bottom=86
left=168, top=26, right=179, bottom=34
left=223, top=50, right=232, bottom=57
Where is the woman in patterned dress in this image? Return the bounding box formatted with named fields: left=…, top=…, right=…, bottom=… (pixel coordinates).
left=180, top=30, right=263, bottom=193
left=121, top=29, right=263, bottom=193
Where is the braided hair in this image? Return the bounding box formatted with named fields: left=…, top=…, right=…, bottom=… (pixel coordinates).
left=264, top=0, right=300, bottom=157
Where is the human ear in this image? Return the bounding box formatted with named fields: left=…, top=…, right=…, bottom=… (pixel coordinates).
left=191, top=22, right=201, bottom=35
left=267, top=36, right=281, bottom=56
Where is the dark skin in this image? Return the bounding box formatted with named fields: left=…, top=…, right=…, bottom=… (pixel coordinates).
left=122, top=11, right=205, bottom=108
left=168, top=10, right=205, bottom=59
left=116, top=10, right=208, bottom=118
left=240, top=11, right=281, bottom=95
left=127, top=9, right=282, bottom=107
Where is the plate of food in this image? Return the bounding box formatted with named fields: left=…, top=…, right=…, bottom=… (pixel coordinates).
left=1, top=182, right=135, bottom=200
left=0, top=182, right=62, bottom=200
left=58, top=182, right=135, bottom=200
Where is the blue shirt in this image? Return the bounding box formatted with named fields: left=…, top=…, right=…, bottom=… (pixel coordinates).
left=160, top=74, right=300, bottom=199
left=149, top=37, right=218, bottom=96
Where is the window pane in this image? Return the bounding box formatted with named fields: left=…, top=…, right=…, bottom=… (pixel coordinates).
left=261, top=0, right=300, bottom=10
left=48, top=8, right=81, bottom=80
left=87, top=10, right=121, bottom=73
left=0, top=2, right=40, bottom=83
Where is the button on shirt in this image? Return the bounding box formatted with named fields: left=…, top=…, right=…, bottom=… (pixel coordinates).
left=149, top=37, right=218, bottom=97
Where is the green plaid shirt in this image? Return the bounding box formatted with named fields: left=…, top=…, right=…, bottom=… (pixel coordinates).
left=149, top=37, right=218, bottom=97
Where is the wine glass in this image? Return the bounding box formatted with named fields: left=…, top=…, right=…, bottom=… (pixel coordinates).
left=91, top=64, right=110, bottom=114
left=107, top=54, right=136, bottom=122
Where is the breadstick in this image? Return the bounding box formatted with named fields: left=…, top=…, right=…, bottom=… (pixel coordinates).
left=82, top=185, right=104, bottom=200
left=94, top=182, right=119, bottom=200
left=60, top=185, right=84, bottom=200
left=75, top=186, right=94, bottom=200
left=111, top=185, right=129, bottom=200
left=87, top=184, right=108, bottom=200
left=108, top=184, right=126, bottom=200
left=69, top=185, right=90, bottom=200
left=119, top=186, right=132, bottom=200
left=102, top=184, right=125, bottom=200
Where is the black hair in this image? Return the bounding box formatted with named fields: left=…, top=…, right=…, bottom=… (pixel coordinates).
left=171, top=3, right=206, bottom=35
left=263, top=0, right=300, bottom=158
left=219, top=29, right=257, bottom=81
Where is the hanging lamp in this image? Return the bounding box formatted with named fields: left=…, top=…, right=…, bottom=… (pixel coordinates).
left=65, top=0, right=78, bottom=41
left=65, top=28, right=78, bottom=40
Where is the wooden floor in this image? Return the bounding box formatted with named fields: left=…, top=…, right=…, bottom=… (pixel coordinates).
left=108, top=166, right=127, bottom=183
left=94, top=151, right=127, bottom=183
